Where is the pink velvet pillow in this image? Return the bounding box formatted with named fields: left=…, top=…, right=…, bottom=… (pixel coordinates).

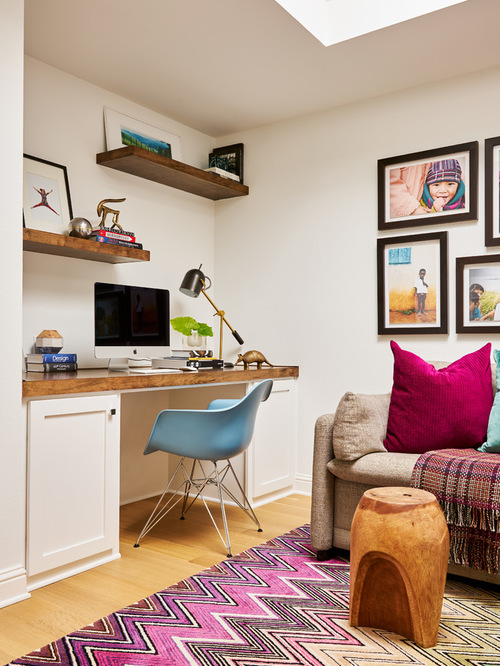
left=384, top=341, right=493, bottom=453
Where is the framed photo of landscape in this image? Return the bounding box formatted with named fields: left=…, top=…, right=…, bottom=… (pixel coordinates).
left=485, top=136, right=500, bottom=246
left=456, top=254, right=500, bottom=333
left=377, top=231, right=448, bottom=335
left=23, top=154, right=73, bottom=234
left=104, top=108, right=182, bottom=160
left=378, top=141, right=478, bottom=230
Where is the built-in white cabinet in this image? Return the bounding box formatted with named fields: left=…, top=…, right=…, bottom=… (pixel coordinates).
left=248, top=379, right=297, bottom=502
left=27, top=395, right=120, bottom=587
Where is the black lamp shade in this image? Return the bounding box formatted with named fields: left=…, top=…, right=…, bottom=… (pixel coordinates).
left=179, top=267, right=205, bottom=297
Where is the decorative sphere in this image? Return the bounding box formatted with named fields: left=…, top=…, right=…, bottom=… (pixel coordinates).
left=68, top=217, right=93, bottom=238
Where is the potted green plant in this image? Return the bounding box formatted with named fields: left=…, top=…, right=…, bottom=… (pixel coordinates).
left=170, top=316, right=213, bottom=349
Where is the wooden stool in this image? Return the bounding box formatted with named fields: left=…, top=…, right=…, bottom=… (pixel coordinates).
left=349, top=487, right=449, bottom=648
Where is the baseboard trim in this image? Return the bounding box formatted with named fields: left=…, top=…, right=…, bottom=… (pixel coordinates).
left=294, top=473, right=312, bottom=496
left=0, top=567, right=30, bottom=608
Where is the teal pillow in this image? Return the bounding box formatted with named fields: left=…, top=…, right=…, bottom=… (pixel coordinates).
left=479, top=349, right=500, bottom=452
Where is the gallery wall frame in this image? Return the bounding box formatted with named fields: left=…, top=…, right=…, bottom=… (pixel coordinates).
left=104, top=108, right=182, bottom=161
left=377, top=231, right=448, bottom=335
left=377, top=141, right=478, bottom=230
left=23, top=154, right=73, bottom=234
left=456, top=253, right=500, bottom=333
left=484, top=135, right=500, bottom=247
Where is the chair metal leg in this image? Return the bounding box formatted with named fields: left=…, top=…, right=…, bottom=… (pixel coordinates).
left=214, top=461, right=232, bottom=557
left=135, top=457, right=191, bottom=546
left=135, top=457, right=262, bottom=559
left=225, top=459, right=262, bottom=531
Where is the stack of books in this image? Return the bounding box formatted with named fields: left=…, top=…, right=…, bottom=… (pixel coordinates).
left=25, top=352, right=78, bottom=373
left=91, top=227, right=143, bottom=250
left=152, top=349, right=223, bottom=370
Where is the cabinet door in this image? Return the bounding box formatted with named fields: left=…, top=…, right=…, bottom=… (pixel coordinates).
left=27, top=395, right=120, bottom=577
left=250, top=380, right=297, bottom=501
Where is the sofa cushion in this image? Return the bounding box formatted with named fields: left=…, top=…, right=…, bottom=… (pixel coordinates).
left=384, top=341, right=493, bottom=454
left=332, top=392, right=390, bottom=461
left=479, top=349, right=500, bottom=453
left=328, top=452, right=418, bottom=486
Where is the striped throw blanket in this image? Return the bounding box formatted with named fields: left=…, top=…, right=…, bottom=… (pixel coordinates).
left=411, top=448, right=500, bottom=574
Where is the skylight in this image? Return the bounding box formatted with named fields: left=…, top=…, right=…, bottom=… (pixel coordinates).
left=275, top=0, right=468, bottom=46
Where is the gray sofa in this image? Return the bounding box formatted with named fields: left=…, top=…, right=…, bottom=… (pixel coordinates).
left=310, top=364, right=499, bottom=585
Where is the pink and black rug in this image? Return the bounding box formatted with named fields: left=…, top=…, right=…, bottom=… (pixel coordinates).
left=6, top=525, right=500, bottom=666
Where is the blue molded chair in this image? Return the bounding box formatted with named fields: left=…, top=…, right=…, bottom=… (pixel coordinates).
left=134, top=379, right=273, bottom=556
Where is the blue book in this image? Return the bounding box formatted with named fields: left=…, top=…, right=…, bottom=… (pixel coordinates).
left=26, top=353, right=78, bottom=363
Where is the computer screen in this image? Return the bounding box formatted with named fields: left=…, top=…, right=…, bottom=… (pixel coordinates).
left=94, top=282, right=170, bottom=369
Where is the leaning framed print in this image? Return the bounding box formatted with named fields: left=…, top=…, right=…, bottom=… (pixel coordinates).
left=23, top=154, right=73, bottom=234
left=485, top=136, right=500, bottom=246
left=103, top=108, right=182, bottom=160
left=378, top=141, right=478, bottom=230
left=209, top=143, right=244, bottom=183
left=456, top=254, right=500, bottom=333
left=377, top=231, right=448, bottom=335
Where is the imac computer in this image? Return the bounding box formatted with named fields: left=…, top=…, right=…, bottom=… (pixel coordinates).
left=94, top=282, right=170, bottom=371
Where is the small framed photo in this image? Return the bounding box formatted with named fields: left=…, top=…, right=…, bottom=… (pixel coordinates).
left=484, top=136, right=500, bottom=246
left=103, top=108, right=182, bottom=160
left=377, top=231, right=448, bottom=335
left=378, top=142, right=478, bottom=230
left=209, top=143, right=244, bottom=183
left=23, top=154, right=73, bottom=234
left=456, top=254, right=500, bottom=333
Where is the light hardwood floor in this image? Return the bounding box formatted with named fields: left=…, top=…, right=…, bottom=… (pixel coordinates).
left=0, top=493, right=311, bottom=664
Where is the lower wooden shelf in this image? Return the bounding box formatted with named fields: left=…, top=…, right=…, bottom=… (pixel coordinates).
left=23, top=228, right=150, bottom=264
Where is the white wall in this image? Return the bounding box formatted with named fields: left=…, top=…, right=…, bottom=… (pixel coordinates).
left=23, top=58, right=222, bottom=507
left=23, top=57, right=218, bottom=363
left=215, top=67, right=500, bottom=488
left=0, top=0, right=26, bottom=608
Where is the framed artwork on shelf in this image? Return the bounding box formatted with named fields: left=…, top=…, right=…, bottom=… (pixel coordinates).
left=484, top=135, right=500, bottom=246
left=456, top=254, right=500, bottom=333
left=377, top=141, right=478, bottom=230
left=103, top=108, right=182, bottom=160
left=23, top=154, right=73, bottom=234
left=209, top=143, right=244, bottom=183
left=377, top=231, right=448, bottom=335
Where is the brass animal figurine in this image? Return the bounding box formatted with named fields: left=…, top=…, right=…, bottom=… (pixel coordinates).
left=235, top=350, right=278, bottom=369
left=97, top=198, right=126, bottom=231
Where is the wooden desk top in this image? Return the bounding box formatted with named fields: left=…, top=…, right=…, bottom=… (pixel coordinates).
left=22, top=365, right=299, bottom=398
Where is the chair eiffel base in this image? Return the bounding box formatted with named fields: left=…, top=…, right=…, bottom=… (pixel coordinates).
left=135, top=457, right=261, bottom=557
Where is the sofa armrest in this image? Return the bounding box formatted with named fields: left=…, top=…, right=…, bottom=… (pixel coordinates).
left=310, top=413, right=336, bottom=553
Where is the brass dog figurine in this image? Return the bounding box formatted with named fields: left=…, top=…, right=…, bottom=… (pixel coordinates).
left=97, top=198, right=126, bottom=231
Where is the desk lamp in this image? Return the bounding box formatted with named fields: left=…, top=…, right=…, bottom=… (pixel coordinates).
left=180, top=265, right=243, bottom=362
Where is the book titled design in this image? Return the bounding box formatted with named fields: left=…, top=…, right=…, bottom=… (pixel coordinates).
left=26, top=353, right=78, bottom=363
left=26, top=362, right=78, bottom=372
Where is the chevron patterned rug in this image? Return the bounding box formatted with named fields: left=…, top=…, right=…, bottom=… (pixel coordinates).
left=6, top=524, right=500, bottom=666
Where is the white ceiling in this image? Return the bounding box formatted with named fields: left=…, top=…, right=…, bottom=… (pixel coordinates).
left=24, top=0, right=500, bottom=138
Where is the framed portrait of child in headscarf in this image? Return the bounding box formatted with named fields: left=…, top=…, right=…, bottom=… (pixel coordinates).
left=378, top=142, right=478, bottom=231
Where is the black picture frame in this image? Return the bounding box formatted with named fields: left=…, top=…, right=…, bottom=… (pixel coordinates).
left=23, top=154, right=73, bottom=234
left=377, top=231, right=448, bottom=335
left=456, top=253, right=500, bottom=333
left=378, top=142, right=478, bottom=230
left=485, top=136, right=500, bottom=247
left=209, top=143, right=244, bottom=183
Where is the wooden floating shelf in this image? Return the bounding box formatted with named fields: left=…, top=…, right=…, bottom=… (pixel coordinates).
left=23, top=228, right=150, bottom=264
left=96, top=146, right=249, bottom=200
